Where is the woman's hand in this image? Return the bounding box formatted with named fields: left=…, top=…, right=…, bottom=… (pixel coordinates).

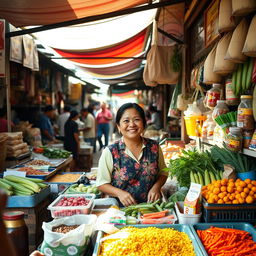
left=147, top=186, right=161, bottom=203
left=118, top=190, right=137, bottom=207
left=29, top=251, right=44, bottom=256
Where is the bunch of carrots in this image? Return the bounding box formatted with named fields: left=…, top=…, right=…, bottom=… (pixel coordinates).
left=140, top=210, right=175, bottom=224
left=197, top=226, right=256, bottom=256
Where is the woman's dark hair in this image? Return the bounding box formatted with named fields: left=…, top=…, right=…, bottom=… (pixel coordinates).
left=116, top=103, right=146, bottom=127
left=69, top=110, right=79, bottom=119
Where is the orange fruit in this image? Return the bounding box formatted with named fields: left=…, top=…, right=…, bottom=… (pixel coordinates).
left=220, top=186, right=227, bottom=192
left=243, top=187, right=250, bottom=194
left=229, top=178, right=235, bottom=183
left=252, top=186, right=256, bottom=192
left=245, top=195, right=254, bottom=204
left=247, top=184, right=253, bottom=189
left=251, top=180, right=256, bottom=186
left=232, top=199, right=239, bottom=204
left=221, top=179, right=228, bottom=186
left=237, top=186, right=243, bottom=193
left=239, top=181, right=247, bottom=188
left=240, top=192, right=247, bottom=199
left=208, top=198, right=214, bottom=204
left=218, top=193, right=225, bottom=199
left=238, top=198, right=245, bottom=204
left=217, top=199, right=224, bottom=204
left=227, top=186, right=234, bottom=193
left=213, top=187, right=220, bottom=195
left=223, top=196, right=229, bottom=203
left=245, top=179, right=251, bottom=184
left=229, top=195, right=235, bottom=201
left=235, top=194, right=241, bottom=200
left=249, top=191, right=254, bottom=196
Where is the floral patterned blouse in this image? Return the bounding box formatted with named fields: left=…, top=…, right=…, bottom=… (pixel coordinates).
left=108, top=138, right=160, bottom=203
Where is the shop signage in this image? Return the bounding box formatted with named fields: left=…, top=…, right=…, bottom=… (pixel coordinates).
left=0, top=19, right=5, bottom=78
left=204, top=0, right=221, bottom=48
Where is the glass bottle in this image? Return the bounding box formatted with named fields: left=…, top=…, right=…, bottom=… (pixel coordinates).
left=206, top=84, right=222, bottom=109
left=226, top=127, right=243, bottom=152
left=3, top=211, right=29, bottom=256
left=237, top=95, right=254, bottom=130
left=212, top=100, right=229, bottom=120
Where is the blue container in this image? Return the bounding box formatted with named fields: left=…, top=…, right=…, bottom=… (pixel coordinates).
left=6, top=186, right=50, bottom=208
left=237, top=170, right=256, bottom=180
left=191, top=222, right=256, bottom=256
left=92, top=224, right=204, bottom=256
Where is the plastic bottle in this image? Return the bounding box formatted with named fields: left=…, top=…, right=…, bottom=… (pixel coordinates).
left=212, top=100, right=229, bottom=120
left=237, top=95, right=254, bottom=130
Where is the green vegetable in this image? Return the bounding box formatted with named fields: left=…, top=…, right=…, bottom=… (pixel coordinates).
left=4, top=175, right=40, bottom=193
left=154, top=204, right=163, bottom=212
left=0, top=178, right=12, bottom=190
left=3, top=179, right=34, bottom=194
left=209, top=171, right=216, bottom=183
left=197, top=172, right=204, bottom=186
left=167, top=189, right=188, bottom=203
left=246, top=58, right=253, bottom=90
left=165, top=149, right=218, bottom=188
left=204, top=170, right=211, bottom=186
left=236, top=64, right=243, bottom=96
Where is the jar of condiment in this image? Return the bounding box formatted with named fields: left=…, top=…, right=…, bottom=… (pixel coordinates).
left=207, top=122, right=216, bottom=140
left=3, top=211, right=29, bottom=256
left=212, top=100, right=229, bottom=120
left=243, top=130, right=254, bottom=149
left=226, top=127, right=242, bottom=152
left=237, top=95, right=254, bottom=130
left=206, top=84, right=222, bottom=109
left=225, top=79, right=240, bottom=106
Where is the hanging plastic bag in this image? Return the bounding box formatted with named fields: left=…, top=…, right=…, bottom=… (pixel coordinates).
left=143, top=20, right=180, bottom=86
left=225, top=18, right=249, bottom=63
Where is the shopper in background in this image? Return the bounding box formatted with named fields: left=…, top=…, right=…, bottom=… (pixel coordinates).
left=0, top=108, right=14, bottom=132
left=96, top=103, right=167, bottom=207
left=0, top=190, right=44, bottom=256
left=64, top=110, right=80, bottom=170
left=57, top=105, right=71, bottom=141
left=147, top=104, right=161, bottom=130
left=38, top=105, right=56, bottom=144
left=80, top=107, right=96, bottom=153
left=95, top=102, right=113, bottom=150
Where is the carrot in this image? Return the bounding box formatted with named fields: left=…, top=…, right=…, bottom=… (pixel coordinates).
left=142, top=210, right=168, bottom=218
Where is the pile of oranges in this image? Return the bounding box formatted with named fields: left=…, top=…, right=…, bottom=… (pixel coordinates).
left=202, top=178, right=256, bottom=204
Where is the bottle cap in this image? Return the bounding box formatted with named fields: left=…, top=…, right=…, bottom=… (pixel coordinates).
left=241, top=95, right=252, bottom=99
left=3, top=211, right=25, bottom=220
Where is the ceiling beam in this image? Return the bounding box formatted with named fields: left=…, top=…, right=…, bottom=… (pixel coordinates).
left=6, top=0, right=184, bottom=38
left=157, top=28, right=184, bottom=44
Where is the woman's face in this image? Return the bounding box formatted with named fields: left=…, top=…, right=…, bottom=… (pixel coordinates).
left=117, top=108, right=144, bottom=140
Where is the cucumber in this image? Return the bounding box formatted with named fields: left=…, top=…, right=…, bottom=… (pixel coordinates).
left=190, top=171, right=195, bottom=183
left=4, top=175, right=40, bottom=193
left=209, top=171, right=216, bottom=183
left=0, top=178, right=13, bottom=190
left=193, top=172, right=200, bottom=184
left=232, top=70, right=237, bottom=95
left=25, top=177, right=45, bottom=183
left=3, top=179, right=34, bottom=194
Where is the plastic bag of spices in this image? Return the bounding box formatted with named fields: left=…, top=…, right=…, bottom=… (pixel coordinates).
left=41, top=215, right=97, bottom=256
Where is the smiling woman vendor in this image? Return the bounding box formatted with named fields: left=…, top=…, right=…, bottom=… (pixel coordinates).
left=96, top=103, right=167, bottom=207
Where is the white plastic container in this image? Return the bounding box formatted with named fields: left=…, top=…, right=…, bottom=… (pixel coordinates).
left=47, top=194, right=95, bottom=218
left=175, top=201, right=201, bottom=224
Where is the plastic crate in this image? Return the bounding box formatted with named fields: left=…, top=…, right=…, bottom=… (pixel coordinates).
left=190, top=223, right=256, bottom=256
left=203, top=199, right=256, bottom=223
left=47, top=194, right=95, bottom=218
left=92, top=224, right=204, bottom=256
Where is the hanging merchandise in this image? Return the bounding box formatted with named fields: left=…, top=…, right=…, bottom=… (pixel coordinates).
left=232, top=0, right=256, bottom=16
left=202, top=113, right=213, bottom=139
left=226, top=79, right=240, bottom=105
left=212, top=100, right=229, bottom=120
left=225, top=18, right=249, bottom=63
left=231, top=58, right=254, bottom=96
left=218, top=0, right=236, bottom=33
left=203, top=44, right=222, bottom=84
left=253, top=59, right=256, bottom=84
left=237, top=95, right=254, bottom=130
left=168, top=80, right=181, bottom=118
left=242, top=15, right=256, bottom=57
left=226, top=127, right=243, bottom=152
left=205, top=84, right=222, bottom=109
left=143, top=20, right=179, bottom=86
left=213, top=32, right=237, bottom=75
